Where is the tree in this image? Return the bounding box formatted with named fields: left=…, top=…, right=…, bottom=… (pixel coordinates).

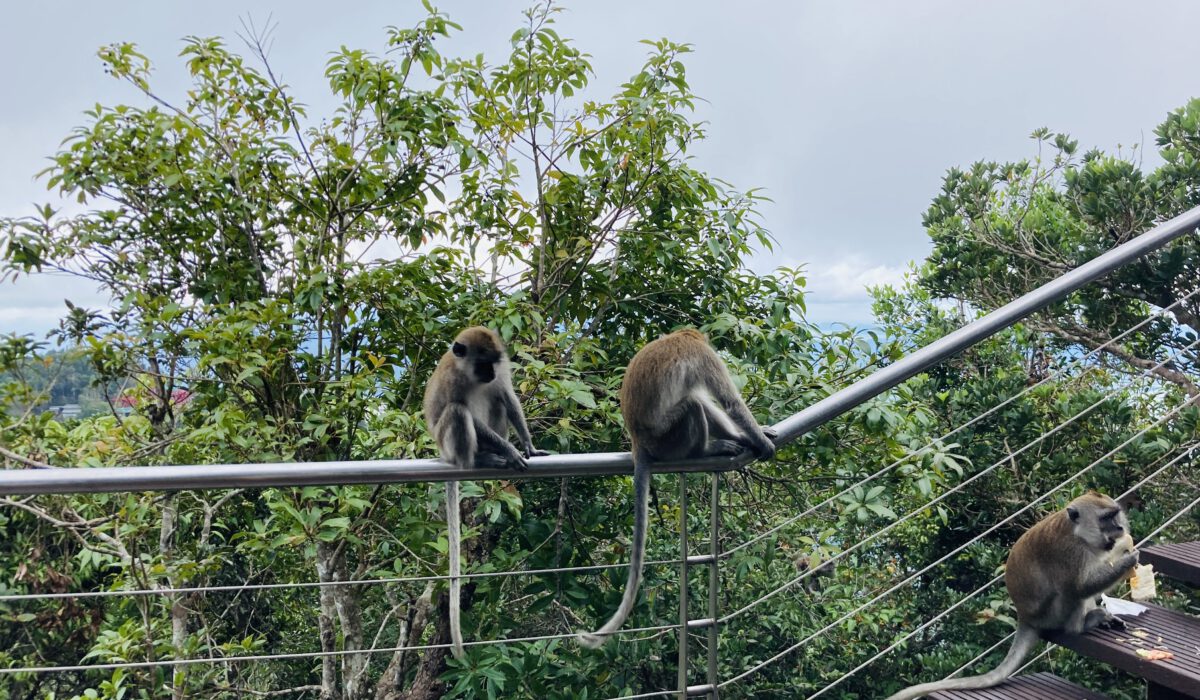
left=1, top=3, right=897, bottom=698
left=848, top=102, right=1200, bottom=698
left=919, top=111, right=1200, bottom=396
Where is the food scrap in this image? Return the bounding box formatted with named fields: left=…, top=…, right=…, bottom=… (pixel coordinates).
left=1135, top=649, right=1174, bottom=661
left=1130, top=563, right=1158, bottom=602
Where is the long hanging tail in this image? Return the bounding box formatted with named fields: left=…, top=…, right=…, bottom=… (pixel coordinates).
left=446, top=480, right=465, bottom=660
left=885, top=624, right=1040, bottom=700
left=578, top=454, right=651, bottom=648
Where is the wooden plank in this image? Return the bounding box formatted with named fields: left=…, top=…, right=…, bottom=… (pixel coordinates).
left=1046, top=602, right=1200, bottom=698
left=927, top=672, right=1109, bottom=699
left=1142, top=542, right=1200, bottom=587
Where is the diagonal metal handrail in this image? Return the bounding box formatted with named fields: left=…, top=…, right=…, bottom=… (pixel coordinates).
left=0, top=206, right=1197, bottom=497
left=771, top=205, right=1200, bottom=443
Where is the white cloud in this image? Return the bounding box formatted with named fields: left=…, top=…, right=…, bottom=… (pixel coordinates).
left=804, top=257, right=908, bottom=302
left=0, top=273, right=110, bottom=337
left=765, top=255, right=909, bottom=327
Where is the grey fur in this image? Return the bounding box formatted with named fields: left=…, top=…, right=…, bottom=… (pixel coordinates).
left=579, top=329, right=777, bottom=648
left=423, top=327, right=545, bottom=660
left=885, top=492, right=1138, bottom=700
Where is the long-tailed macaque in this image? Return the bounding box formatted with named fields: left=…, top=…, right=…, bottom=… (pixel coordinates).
left=579, top=329, right=777, bottom=647
left=423, top=326, right=546, bottom=659
left=885, top=492, right=1138, bottom=700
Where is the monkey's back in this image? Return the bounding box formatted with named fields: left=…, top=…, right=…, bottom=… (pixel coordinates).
left=620, top=329, right=720, bottom=446
left=1004, top=509, right=1081, bottom=628
left=422, top=350, right=461, bottom=427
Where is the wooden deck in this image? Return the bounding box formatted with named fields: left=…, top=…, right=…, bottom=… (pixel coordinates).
left=927, top=672, right=1109, bottom=699
left=1142, top=542, right=1200, bottom=587
left=1046, top=602, right=1200, bottom=698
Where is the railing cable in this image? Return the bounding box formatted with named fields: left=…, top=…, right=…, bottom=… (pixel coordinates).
left=718, top=396, right=1192, bottom=689
left=1137, top=492, right=1200, bottom=546
left=0, top=620, right=678, bottom=675
left=724, top=287, right=1200, bottom=559
left=718, top=337, right=1200, bottom=626
left=0, top=556, right=687, bottom=603
left=807, top=573, right=1005, bottom=699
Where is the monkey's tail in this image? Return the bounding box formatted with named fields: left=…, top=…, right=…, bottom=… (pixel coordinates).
left=884, top=624, right=1040, bottom=700
left=446, top=480, right=466, bottom=661
left=577, top=453, right=651, bottom=649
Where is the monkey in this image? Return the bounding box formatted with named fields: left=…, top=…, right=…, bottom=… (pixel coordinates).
left=885, top=491, right=1139, bottom=700
left=793, top=552, right=836, bottom=595
left=578, top=328, right=777, bottom=648
left=1116, top=490, right=1144, bottom=514
left=423, top=326, right=547, bottom=660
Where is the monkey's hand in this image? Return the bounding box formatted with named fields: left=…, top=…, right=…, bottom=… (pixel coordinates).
left=504, top=444, right=530, bottom=471
left=524, top=446, right=550, bottom=459
left=754, top=426, right=777, bottom=461
left=1111, top=549, right=1139, bottom=578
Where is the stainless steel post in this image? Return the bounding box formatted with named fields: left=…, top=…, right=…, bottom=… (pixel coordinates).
left=706, top=472, right=721, bottom=698
left=678, top=473, right=690, bottom=699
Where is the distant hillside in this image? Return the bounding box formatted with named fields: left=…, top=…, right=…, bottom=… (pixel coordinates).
left=1, top=348, right=114, bottom=418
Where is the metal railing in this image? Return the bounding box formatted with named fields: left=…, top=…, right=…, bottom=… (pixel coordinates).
left=2, top=205, right=1199, bottom=697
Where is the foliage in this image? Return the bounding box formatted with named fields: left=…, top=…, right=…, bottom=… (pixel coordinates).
left=919, top=113, right=1200, bottom=396
left=0, top=3, right=1197, bottom=699
left=0, top=3, right=891, bottom=698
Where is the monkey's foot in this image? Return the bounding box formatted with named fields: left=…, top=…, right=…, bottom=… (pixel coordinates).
left=709, top=439, right=751, bottom=457
left=475, top=453, right=510, bottom=469
left=761, top=426, right=779, bottom=441
left=1101, top=614, right=1127, bottom=630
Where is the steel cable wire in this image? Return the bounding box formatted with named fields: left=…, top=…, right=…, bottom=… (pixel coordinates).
left=717, top=337, right=1200, bottom=628
left=718, top=394, right=1194, bottom=690
left=723, top=287, right=1200, bottom=560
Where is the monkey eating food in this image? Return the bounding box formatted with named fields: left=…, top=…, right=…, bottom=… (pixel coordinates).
left=885, top=491, right=1139, bottom=700
left=423, top=326, right=546, bottom=660
left=578, top=328, right=777, bottom=648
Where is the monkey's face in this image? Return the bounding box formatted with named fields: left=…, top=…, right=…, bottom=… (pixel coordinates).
left=453, top=341, right=501, bottom=384
left=1099, top=509, right=1130, bottom=551
left=1068, top=497, right=1129, bottom=551
left=473, top=360, right=497, bottom=383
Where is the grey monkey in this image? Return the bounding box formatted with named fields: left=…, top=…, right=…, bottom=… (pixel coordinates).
left=885, top=491, right=1138, bottom=700
left=423, top=326, right=546, bottom=660
left=579, top=329, right=777, bottom=648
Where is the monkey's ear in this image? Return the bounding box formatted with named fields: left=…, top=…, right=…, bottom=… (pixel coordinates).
left=1067, top=506, right=1080, bottom=521
left=452, top=342, right=467, bottom=358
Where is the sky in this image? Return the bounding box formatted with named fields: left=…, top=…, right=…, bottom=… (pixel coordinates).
left=3, top=0, right=1200, bottom=336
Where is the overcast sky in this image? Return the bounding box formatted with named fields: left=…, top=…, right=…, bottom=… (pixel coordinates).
left=3, top=1, right=1200, bottom=336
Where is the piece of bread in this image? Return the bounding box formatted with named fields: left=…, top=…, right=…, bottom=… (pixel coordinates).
left=1105, top=532, right=1137, bottom=581
left=1129, top=563, right=1157, bottom=601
